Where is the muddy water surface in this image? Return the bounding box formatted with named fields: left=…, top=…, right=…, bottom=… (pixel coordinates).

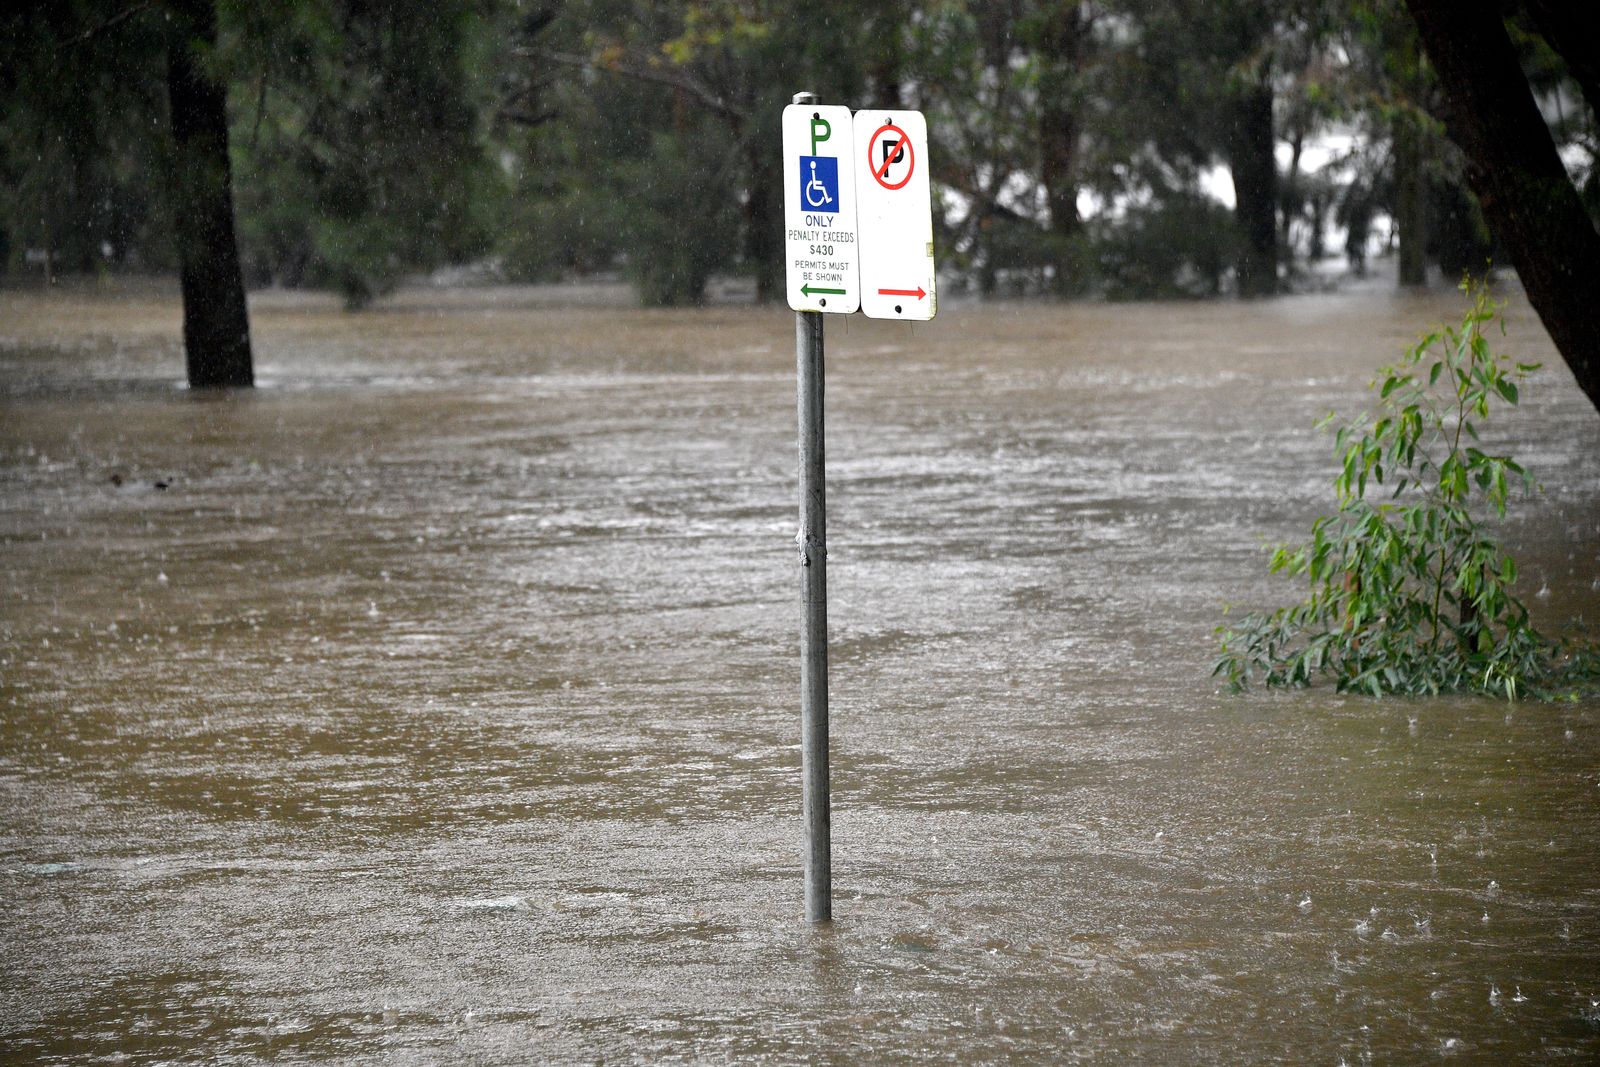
left=3, top=283, right=1599, bottom=1063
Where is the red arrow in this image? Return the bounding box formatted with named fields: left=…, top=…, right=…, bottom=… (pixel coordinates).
left=877, top=286, right=926, bottom=299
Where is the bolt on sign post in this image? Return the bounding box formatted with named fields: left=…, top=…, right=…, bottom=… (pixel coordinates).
left=854, top=110, right=936, bottom=320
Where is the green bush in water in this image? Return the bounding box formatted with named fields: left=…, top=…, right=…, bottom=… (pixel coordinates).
left=1215, top=282, right=1600, bottom=699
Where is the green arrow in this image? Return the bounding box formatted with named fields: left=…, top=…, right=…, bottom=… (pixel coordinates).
left=801, top=284, right=846, bottom=297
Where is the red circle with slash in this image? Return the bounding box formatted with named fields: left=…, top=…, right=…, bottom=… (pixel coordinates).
left=868, top=122, right=914, bottom=190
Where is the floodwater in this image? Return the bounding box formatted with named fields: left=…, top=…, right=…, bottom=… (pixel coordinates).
left=2, top=280, right=1598, bottom=1064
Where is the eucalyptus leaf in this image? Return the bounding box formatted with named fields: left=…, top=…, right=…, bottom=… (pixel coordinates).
left=1213, top=283, right=1600, bottom=700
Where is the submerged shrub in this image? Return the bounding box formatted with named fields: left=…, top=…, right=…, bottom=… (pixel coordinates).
left=1215, top=283, right=1600, bottom=699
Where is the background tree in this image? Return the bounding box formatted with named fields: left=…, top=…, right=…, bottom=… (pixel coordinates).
left=167, top=0, right=252, bottom=386
left=1403, top=0, right=1600, bottom=414
left=225, top=0, right=507, bottom=308
left=1, top=1, right=253, bottom=387
left=1028, top=1, right=1097, bottom=294
left=1110, top=0, right=1285, bottom=297
left=0, top=4, right=176, bottom=280
left=914, top=1, right=1040, bottom=296
left=513, top=0, right=887, bottom=305
left=1335, top=0, right=1492, bottom=289
left=2, top=0, right=1598, bottom=383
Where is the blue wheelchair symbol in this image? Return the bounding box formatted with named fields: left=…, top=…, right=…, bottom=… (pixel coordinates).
left=799, top=155, right=838, bottom=213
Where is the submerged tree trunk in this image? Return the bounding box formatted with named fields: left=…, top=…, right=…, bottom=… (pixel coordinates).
left=977, top=209, right=999, bottom=298
left=973, top=5, right=1014, bottom=300
left=1279, top=126, right=1302, bottom=251
left=1404, top=0, right=1600, bottom=415
left=1394, top=118, right=1427, bottom=287
left=1038, top=111, right=1081, bottom=256
left=166, top=0, right=253, bottom=388
left=743, top=139, right=778, bottom=304
left=39, top=179, right=54, bottom=286
left=1226, top=81, right=1278, bottom=298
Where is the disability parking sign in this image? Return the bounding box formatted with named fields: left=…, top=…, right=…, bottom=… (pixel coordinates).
left=782, top=103, right=860, bottom=314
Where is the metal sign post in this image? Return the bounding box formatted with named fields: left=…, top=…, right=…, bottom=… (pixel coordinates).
left=796, top=299, right=830, bottom=924
left=789, top=90, right=832, bottom=924
left=781, top=93, right=933, bottom=922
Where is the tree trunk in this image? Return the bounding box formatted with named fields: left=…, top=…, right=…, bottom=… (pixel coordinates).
left=1307, top=189, right=1327, bottom=261
left=1038, top=109, right=1081, bottom=266
left=1037, top=1, right=1086, bottom=295
left=1226, top=82, right=1278, bottom=298
left=977, top=210, right=999, bottom=298
left=1394, top=118, right=1427, bottom=287
left=166, top=0, right=253, bottom=388
left=1523, top=0, right=1600, bottom=120
left=1279, top=126, right=1302, bottom=250
left=1404, top=0, right=1600, bottom=415
left=743, top=140, right=778, bottom=304
left=39, top=179, right=54, bottom=287
left=866, top=4, right=907, bottom=110
left=973, top=4, right=1014, bottom=300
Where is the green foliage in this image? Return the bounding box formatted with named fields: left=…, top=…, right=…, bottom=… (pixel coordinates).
left=1215, top=283, right=1599, bottom=699
left=226, top=0, right=503, bottom=308
left=1092, top=186, right=1235, bottom=299
left=0, top=1, right=174, bottom=275
left=624, top=129, right=740, bottom=306
left=5, top=1, right=1595, bottom=308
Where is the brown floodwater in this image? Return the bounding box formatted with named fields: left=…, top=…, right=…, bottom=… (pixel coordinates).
left=2, top=279, right=1598, bottom=1064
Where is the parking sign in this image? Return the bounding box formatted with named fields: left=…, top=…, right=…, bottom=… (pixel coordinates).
left=782, top=103, right=860, bottom=314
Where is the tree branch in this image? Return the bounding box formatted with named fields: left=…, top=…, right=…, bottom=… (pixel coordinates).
left=527, top=48, right=749, bottom=125
left=1404, top=0, right=1600, bottom=416
left=69, top=1, right=155, bottom=48
left=500, top=106, right=559, bottom=128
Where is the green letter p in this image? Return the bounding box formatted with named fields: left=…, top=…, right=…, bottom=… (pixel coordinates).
left=810, top=116, right=831, bottom=155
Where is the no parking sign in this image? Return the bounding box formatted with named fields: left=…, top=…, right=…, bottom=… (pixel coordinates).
left=854, top=111, right=935, bottom=321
